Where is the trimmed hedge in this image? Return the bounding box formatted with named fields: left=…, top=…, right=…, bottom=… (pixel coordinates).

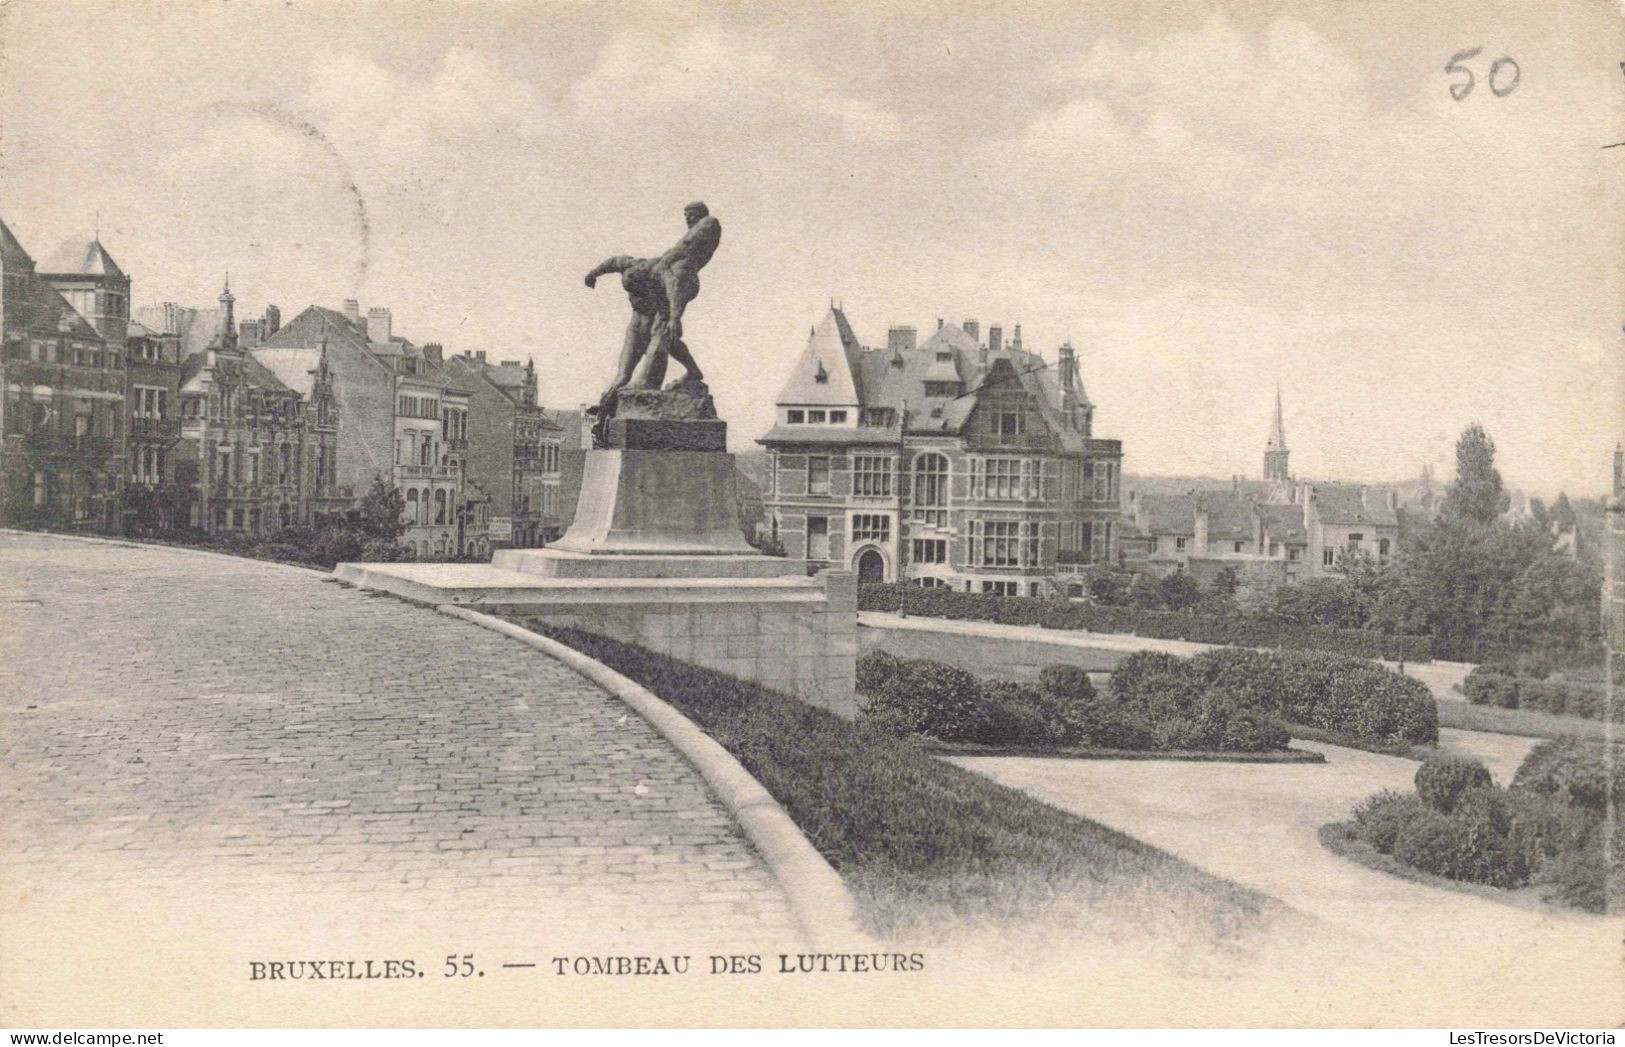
left=1459, top=665, right=1622, bottom=721
left=856, top=651, right=1286, bottom=754
left=859, top=582, right=1432, bottom=662
left=1112, top=647, right=1439, bottom=747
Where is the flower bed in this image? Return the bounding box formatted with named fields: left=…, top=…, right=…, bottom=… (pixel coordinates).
left=858, top=582, right=1433, bottom=662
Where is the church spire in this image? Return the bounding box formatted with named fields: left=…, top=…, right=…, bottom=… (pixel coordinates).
left=1263, top=387, right=1290, bottom=485
left=1267, top=386, right=1287, bottom=452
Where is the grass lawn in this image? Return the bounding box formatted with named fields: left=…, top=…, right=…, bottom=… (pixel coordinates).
left=1435, top=700, right=1613, bottom=743
left=521, top=623, right=1279, bottom=950
left=860, top=624, right=1124, bottom=681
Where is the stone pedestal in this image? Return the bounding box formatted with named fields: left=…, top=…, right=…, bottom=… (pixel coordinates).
left=550, top=449, right=759, bottom=556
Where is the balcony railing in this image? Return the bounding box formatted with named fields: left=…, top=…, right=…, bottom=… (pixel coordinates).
left=129, top=417, right=181, bottom=440
left=11, top=431, right=120, bottom=456
left=399, top=464, right=459, bottom=480
left=444, top=437, right=468, bottom=452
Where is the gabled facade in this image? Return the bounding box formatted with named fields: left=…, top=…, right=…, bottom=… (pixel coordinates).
left=175, top=281, right=341, bottom=534
left=259, top=300, right=489, bottom=559
left=759, top=308, right=1123, bottom=596
left=1, top=220, right=125, bottom=532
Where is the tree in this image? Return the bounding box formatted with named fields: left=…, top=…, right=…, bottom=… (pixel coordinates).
left=1551, top=492, right=1577, bottom=534
left=357, top=475, right=407, bottom=541
left=1441, top=423, right=1509, bottom=525
left=1210, top=566, right=1240, bottom=599
left=1155, top=572, right=1202, bottom=611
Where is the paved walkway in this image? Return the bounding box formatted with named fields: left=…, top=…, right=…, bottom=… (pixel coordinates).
left=860, top=611, right=1476, bottom=702
left=0, top=533, right=796, bottom=952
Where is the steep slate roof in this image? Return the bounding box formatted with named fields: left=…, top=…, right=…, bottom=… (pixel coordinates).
left=252, top=345, right=324, bottom=397
left=1137, top=492, right=1254, bottom=540
left=1257, top=501, right=1307, bottom=541
left=1, top=218, right=34, bottom=268
left=773, top=308, right=863, bottom=406
left=1310, top=483, right=1398, bottom=527
left=179, top=349, right=295, bottom=395
left=764, top=308, right=1096, bottom=451
left=39, top=238, right=126, bottom=280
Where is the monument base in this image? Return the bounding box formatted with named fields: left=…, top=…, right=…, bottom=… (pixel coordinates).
left=332, top=561, right=857, bottom=717
left=552, top=448, right=759, bottom=556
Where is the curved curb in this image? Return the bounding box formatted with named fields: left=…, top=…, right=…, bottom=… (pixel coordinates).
left=435, top=604, right=873, bottom=952
left=0, top=527, right=328, bottom=575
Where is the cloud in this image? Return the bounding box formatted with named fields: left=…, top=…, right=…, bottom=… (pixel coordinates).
left=569, top=26, right=905, bottom=142
left=307, top=47, right=552, bottom=158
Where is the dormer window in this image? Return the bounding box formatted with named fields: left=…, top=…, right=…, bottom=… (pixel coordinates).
left=814, top=361, right=829, bottom=384
left=936, top=352, right=952, bottom=363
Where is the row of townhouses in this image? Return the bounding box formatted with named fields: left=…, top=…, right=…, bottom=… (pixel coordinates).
left=0, top=220, right=582, bottom=556
left=756, top=311, right=1402, bottom=597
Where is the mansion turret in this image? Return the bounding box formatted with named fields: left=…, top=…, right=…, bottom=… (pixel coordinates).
left=758, top=309, right=1123, bottom=596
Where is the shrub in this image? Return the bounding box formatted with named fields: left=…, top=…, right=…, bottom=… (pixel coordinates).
left=1111, top=646, right=1437, bottom=748
left=1415, top=754, right=1493, bottom=813
left=978, top=680, right=1093, bottom=748
left=1391, top=805, right=1471, bottom=880
left=1081, top=704, right=1157, bottom=750
left=1546, top=825, right=1612, bottom=913
left=1511, top=739, right=1623, bottom=814
left=1352, top=790, right=1429, bottom=854
left=1038, top=663, right=1096, bottom=704
left=856, top=649, right=905, bottom=696
left=865, top=658, right=991, bottom=743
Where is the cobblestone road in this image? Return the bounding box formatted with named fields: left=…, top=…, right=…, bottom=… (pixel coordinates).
left=0, top=532, right=797, bottom=954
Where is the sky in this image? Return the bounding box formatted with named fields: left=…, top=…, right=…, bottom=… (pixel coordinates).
left=2, top=0, right=1621, bottom=497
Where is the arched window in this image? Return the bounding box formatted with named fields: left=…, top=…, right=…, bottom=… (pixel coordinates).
left=406, top=488, right=418, bottom=525
left=435, top=489, right=447, bottom=524
left=419, top=488, right=431, bottom=525
left=1378, top=538, right=1391, bottom=560
left=913, top=453, right=949, bottom=527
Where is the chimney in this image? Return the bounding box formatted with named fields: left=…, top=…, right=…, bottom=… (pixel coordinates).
left=1193, top=498, right=1210, bottom=555
left=343, top=299, right=360, bottom=326
left=1386, top=489, right=1399, bottom=511
left=936, top=318, right=944, bottom=331
left=1614, top=443, right=1623, bottom=495
left=963, top=319, right=979, bottom=343
left=887, top=326, right=917, bottom=354
left=988, top=325, right=1003, bottom=354
left=422, top=342, right=443, bottom=363
left=476, top=350, right=486, bottom=362
left=366, top=307, right=392, bottom=344
left=264, top=304, right=280, bottom=337
left=1057, top=342, right=1078, bottom=413
left=1012, top=323, right=1023, bottom=351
